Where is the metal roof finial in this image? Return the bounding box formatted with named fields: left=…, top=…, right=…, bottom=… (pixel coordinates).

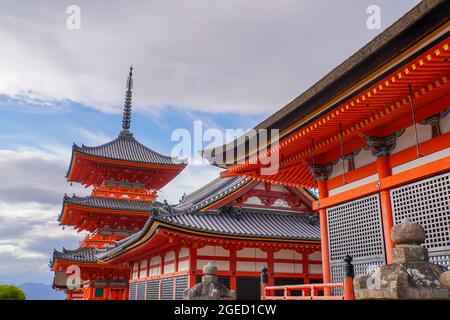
left=122, top=66, right=133, bottom=132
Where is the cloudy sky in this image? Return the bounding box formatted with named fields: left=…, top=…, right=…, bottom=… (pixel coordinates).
left=0, top=0, right=420, bottom=285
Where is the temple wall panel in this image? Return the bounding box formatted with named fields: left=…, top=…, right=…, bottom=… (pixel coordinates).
left=179, top=247, right=189, bottom=258
left=308, top=251, right=322, bottom=261
left=273, top=262, right=302, bottom=273
left=328, top=174, right=379, bottom=196
left=177, top=259, right=189, bottom=271
left=197, top=245, right=229, bottom=257
left=236, top=261, right=267, bottom=272
left=196, top=259, right=230, bottom=271
left=354, top=149, right=376, bottom=169
left=391, top=147, right=450, bottom=175
left=164, top=262, right=175, bottom=274
left=442, top=114, right=450, bottom=134
left=309, top=264, right=323, bottom=274
left=132, top=263, right=138, bottom=279
left=392, top=125, right=430, bottom=155
left=244, top=196, right=263, bottom=205
left=164, top=251, right=175, bottom=261
left=273, top=199, right=289, bottom=207
left=139, top=260, right=147, bottom=278
left=329, top=159, right=344, bottom=179
left=273, top=249, right=301, bottom=260
left=237, top=247, right=267, bottom=258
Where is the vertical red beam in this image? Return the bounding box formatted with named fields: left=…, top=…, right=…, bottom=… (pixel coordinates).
left=104, top=287, right=110, bottom=300
left=377, top=156, right=394, bottom=264
left=267, top=249, right=274, bottom=286
left=188, top=247, right=197, bottom=288
left=317, top=180, right=331, bottom=295
left=302, top=249, right=310, bottom=284
left=230, top=247, right=237, bottom=291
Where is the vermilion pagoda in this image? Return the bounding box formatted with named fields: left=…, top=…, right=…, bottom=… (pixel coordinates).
left=50, top=67, right=187, bottom=300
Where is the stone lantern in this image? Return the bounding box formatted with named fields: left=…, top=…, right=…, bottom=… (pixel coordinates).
left=353, top=219, right=449, bottom=299
left=183, top=262, right=236, bottom=300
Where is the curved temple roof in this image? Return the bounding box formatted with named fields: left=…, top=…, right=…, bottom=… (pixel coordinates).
left=51, top=247, right=98, bottom=265
left=72, top=132, right=186, bottom=166
left=56, top=176, right=319, bottom=264
left=58, top=194, right=159, bottom=222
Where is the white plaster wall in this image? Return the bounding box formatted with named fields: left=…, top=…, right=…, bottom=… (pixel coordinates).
left=308, top=251, right=322, bottom=261
left=392, top=147, right=450, bottom=174
left=328, top=173, right=379, bottom=196
left=164, top=263, right=175, bottom=274
left=150, top=256, right=161, bottom=266
left=139, top=260, right=147, bottom=278
left=392, top=125, right=430, bottom=155
left=273, top=263, right=303, bottom=273
left=329, top=159, right=344, bottom=179
left=236, top=247, right=267, bottom=258
left=197, top=259, right=230, bottom=271
left=149, top=267, right=161, bottom=276
left=273, top=199, right=290, bottom=207
left=164, top=251, right=175, bottom=261
left=132, top=262, right=139, bottom=279
left=309, top=264, right=323, bottom=274
left=244, top=196, right=263, bottom=205
left=354, top=148, right=376, bottom=168
left=273, top=249, right=302, bottom=260
left=236, top=261, right=266, bottom=272
left=197, top=245, right=229, bottom=257
left=178, top=260, right=189, bottom=271
left=179, top=247, right=189, bottom=258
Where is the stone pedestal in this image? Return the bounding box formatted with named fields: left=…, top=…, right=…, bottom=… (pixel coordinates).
left=183, top=262, right=236, bottom=300
left=354, top=219, right=449, bottom=300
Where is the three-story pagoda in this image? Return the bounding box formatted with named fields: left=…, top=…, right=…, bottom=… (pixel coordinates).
left=50, top=67, right=186, bottom=300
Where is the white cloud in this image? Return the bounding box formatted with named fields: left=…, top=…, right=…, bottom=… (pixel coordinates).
left=0, top=147, right=86, bottom=284
left=159, top=164, right=222, bottom=204
left=0, top=0, right=420, bottom=115
left=0, top=244, right=47, bottom=260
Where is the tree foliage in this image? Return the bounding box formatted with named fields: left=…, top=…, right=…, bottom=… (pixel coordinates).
left=0, top=284, right=26, bottom=300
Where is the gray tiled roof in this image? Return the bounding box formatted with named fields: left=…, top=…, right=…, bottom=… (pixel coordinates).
left=157, top=209, right=320, bottom=240
left=52, top=247, right=98, bottom=264
left=175, top=176, right=254, bottom=213
left=64, top=195, right=157, bottom=211
left=73, top=131, right=186, bottom=166
left=58, top=195, right=161, bottom=221
left=98, top=208, right=320, bottom=260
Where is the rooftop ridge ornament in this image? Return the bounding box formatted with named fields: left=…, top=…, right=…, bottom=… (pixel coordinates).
left=121, top=66, right=133, bottom=136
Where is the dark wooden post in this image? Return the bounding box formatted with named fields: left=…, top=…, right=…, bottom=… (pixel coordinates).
left=260, top=267, right=269, bottom=300
left=343, top=255, right=355, bottom=300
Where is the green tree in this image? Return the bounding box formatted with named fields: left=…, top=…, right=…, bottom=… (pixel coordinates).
left=0, top=284, right=26, bottom=300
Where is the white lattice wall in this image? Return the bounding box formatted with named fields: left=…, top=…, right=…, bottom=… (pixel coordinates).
left=327, top=194, right=386, bottom=287
left=390, top=171, right=450, bottom=269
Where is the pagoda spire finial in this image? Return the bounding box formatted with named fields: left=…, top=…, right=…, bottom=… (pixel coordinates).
left=121, top=66, right=133, bottom=133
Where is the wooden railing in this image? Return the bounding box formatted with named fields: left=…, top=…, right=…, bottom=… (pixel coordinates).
left=262, top=283, right=342, bottom=300
left=261, top=255, right=356, bottom=300
left=262, top=281, right=354, bottom=300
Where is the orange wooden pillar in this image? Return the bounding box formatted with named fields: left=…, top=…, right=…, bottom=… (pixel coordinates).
left=317, top=180, right=331, bottom=296
left=376, top=156, right=395, bottom=264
